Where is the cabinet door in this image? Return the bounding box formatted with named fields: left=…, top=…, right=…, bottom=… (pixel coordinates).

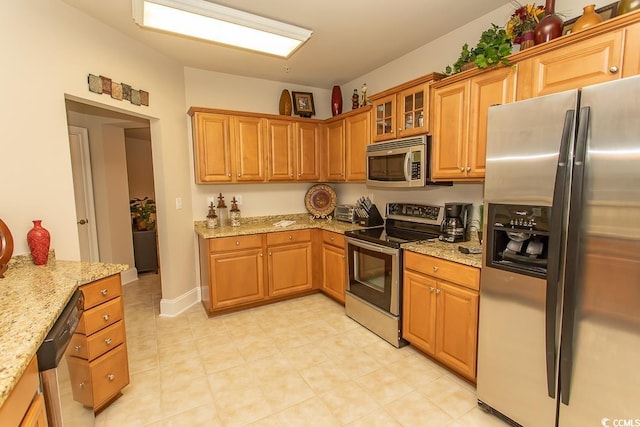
left=322, top=242, right=345, bottom=303
left=431, top=80, right=469, bottom=180
left=345, top=111, right=370, bottom=181
left=192, top=113, right=233, bottom=183
left=398, top=83, right=429, bottom=137
left=402, top=270, right=437, bottom=355
left=517, top=30, right=623, bottom=100
left=296, top=122, right=321, bottom=181
left=325, top=120, right=345, bottom=181
left=268, top=242, right=313, bottom=297
left=435, top=281, right=479, bottom=380
left=234, top=116, right=266, bottom=182
left=20, top=393, right=47, bottom=427
left=467, top=66, right=516, bottom=179
left=266, top=119, right=295, bottom=181
left=623, top=22, right=640, bottom=77
left=210, top=248, right=265, bottom=309
left=372, top=94, right=396, bottom=141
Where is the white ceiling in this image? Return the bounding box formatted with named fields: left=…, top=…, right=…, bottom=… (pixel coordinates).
left=61, top=0, right=509, bottom=88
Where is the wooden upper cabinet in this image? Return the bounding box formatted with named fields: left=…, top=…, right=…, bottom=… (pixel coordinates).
left=295, top=122, right=321, bottom=181
left=370, top=73, right=443, bottom=142
left=191, top=112, right=233, bottom=183
left=266, top=119, right=295, bottom=181
left=234, top=116, right=266, bottom=182
left=325, top=119, right=345, bottom=181
left=623, top=21, right=640, bottom=77
left=432, top=66, right=515, bottom=181
left=516, top=29, right=623, bottom=100
left=345, top=108, right=371, bottom=181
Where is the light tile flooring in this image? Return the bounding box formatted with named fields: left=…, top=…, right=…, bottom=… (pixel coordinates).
left=91, top=274, right=508, bottom=427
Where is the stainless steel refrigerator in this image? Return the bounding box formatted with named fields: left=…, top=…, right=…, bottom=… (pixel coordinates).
left=477, top=75, right=640, bottom=426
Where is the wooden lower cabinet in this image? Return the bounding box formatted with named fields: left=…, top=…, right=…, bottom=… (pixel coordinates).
left=66, top=274, right=129, bottom=412
left=403, top=251, right=480, bottom=381
left=267, top=230, right=313, bottom=297
left=321, top=231, right=346, bottom=303
left=0, top=356, right=47, bottom=427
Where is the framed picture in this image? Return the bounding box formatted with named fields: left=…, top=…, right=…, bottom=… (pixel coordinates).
left=563, top=2, right=618, bottom=35
left=292, top=91, right=315, bottom=117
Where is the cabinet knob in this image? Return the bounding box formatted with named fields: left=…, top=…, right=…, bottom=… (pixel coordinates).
left=436, top=289, right=441, bottom=295
left=107, top=374, right=115, bottom=381
left=330, top=237, right=334, bottom=241
left=429, top=287, right=435, bottom=293
left=269, top=251, right=272, bottom=256
left=100, top=288, right=108, bottom=296
left=74, top=345, right=82, bottom=352
left=105, top=338, right=113, bottom=345
left=433, top=266, right=439, bottom=272
left=260, top=252, right=263, bottom=257
left=103, top=314, right=110, bottom=321
left=289, top=235, right=293, bottom=240
left=466, top=166, right=471, bottom=172
left=79, top=382, right=86, bottom=389
left=459, top=167, right=465, bottom=172
left=236, top=241, right=240, bottom=246
left=290, top=174, right=293, bottom=177
left=228, top=173, right=231, bottom=177
left=237, top=173, right=241, bottom=177
left=610, top=66, right=619, bottom=73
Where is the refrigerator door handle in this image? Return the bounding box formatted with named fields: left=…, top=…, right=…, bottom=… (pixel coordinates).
left=545, top=109, right=575, bottom=399
left=559, top=106, right=590, bottom=406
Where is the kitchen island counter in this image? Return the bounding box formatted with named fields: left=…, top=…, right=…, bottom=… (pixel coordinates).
left=0, top=254, right=127, bottom=408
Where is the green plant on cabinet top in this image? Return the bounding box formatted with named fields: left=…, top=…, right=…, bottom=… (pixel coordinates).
left=445, top=24, right=513, bottom=75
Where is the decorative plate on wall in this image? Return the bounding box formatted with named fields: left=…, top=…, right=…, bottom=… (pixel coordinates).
left=0, top=219, right=14, bottom=278
left=304, top=184, right=337, bottom=218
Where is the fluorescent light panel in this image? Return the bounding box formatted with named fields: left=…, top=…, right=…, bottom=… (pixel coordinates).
left=132, top=0, right=312, bottom=58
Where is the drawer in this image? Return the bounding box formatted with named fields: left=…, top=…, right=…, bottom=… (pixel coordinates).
left=0, top=356, right=39, bottom=427
left=404, top=251, right=480, bottom=291
left=267, top=229, right=311, bottom=246
left=80, top=274, right=121, bottom=310
left=209, top=234, right=263, bottom=252
left=67, top=343, right=129, bottom=410
left=322, top=231, right=345, bottom=247
left=76, top=297, right=123, bottom=336
left=69, top=321, right=125, bottom=361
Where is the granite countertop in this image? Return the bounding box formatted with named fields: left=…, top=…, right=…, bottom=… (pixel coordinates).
left=195, top=213, right=367, bottom=238
left=0, top=254, right=127, bottom=408
left=402, top=236, right=483, bottom=268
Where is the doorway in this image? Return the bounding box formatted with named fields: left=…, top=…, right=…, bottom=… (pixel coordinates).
left=65, top=98, right=159, bottom=283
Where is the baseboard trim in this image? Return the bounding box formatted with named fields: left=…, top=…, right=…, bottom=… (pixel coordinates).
left=159, top=286, right=201, bottom=317
left=120, top=267, right=138, bottom=284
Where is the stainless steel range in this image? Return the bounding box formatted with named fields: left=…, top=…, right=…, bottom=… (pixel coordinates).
left=344, top=203, right=443, bottom=347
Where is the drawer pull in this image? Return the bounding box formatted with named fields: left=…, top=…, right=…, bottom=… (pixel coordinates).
left=236, top=241, right=240, bottom=246
left=79, top=382, right=86, bottom=389
left=100, top=288, right=108, bottom=296
left=433, top=266, right=439, bottom=272
left=289, top=235, right=293, bottom=240
left=105, top=338, right=113, bottom=345
left=330, top=237, right=334, bottom=241
left=74, top=345, right=82, bottom=352
left=107, top=374, right=115, bottom=381
left=103, top=314, right=110, bottom=321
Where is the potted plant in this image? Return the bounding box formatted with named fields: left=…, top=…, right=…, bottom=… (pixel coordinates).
left=506, top=2, right=546, bottom=49
left=130, top=197, right=156, bottom=231
left=445, top=24, right=513, bottom=75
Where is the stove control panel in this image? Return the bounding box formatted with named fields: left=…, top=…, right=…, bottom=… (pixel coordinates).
left=386, top=203, right=444, bottom=225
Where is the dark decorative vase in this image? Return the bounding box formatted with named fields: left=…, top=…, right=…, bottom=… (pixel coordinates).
left=617, top=0, right=640, bottom=15
left=572, top=4, right=603, bottom=32
left=331, top=85, right=343, bottom=116
left=27, top=220, right=50, bottom=265
left=534, top=0, right=563, bottom=45
left=279, top=89, right=292, bottom=116
left=520, top=31, right=535, bottom=50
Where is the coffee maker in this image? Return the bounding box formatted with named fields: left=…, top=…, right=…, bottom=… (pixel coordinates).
left=439, top=202, right=472, bottom=242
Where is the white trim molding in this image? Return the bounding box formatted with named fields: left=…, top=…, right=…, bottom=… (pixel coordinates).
left=159, top=286, right=201, bottom=317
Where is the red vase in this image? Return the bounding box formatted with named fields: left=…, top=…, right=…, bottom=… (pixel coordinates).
left=535, top=0, right=563, bottom=45
left=27, top=220, right=50, bottom=265
left=331, top=85, right=343, bottom=116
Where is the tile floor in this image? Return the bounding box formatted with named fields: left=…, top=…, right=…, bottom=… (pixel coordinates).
left=91, top=274, right=508, bottom=427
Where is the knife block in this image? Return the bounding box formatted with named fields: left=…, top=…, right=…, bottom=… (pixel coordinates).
left=356, top=204, right=384, bottom=227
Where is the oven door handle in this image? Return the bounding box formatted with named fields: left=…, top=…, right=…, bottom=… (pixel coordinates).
left=345, top=237, right=399, bottom=256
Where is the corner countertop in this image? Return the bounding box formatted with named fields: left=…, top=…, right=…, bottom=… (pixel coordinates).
left=0, top=254, right=127, bottom=408
left=402, top=236, right=483, bottom=268
left=195, top=213, right=368, bottom=238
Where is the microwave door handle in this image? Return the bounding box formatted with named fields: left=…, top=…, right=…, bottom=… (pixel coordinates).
left=404, top=152, right=412, bottom=182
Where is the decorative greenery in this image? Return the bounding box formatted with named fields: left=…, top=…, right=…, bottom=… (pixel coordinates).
left=506, top=2, right=545, bottom=44
left=130, top=197, right=156, bottom=231
left=445, top=24, right=513, bottom=75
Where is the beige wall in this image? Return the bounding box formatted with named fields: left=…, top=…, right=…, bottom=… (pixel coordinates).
left=1, top=0, right=194, bottom=301
left=125, top=130, right=155, bottom=201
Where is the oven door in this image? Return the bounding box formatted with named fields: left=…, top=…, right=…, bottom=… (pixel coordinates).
left=345, top=237, right=401, bottom=316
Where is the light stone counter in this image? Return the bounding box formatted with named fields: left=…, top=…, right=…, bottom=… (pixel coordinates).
left=195, top=213, right=367, bottom=238
left=402, top=236, right=483, bottom=268
left=0, top=253, right=127, bottom=408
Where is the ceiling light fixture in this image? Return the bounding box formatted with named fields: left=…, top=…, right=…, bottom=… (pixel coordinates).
left=132, top=0, right=312, bottom=58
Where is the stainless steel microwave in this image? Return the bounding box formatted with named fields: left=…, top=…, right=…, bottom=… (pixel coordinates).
left=366, top=135, right=440, bottom=188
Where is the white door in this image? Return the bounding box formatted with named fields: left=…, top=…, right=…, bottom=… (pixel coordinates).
left=68, top=126, right=100, bottom=262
